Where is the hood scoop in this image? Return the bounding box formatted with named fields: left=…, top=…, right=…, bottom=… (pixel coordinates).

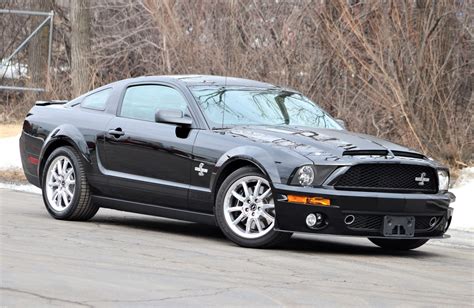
left=343, top=150, right=390, bottom=156
left=343, top=149, right=426, bottom=160
left=392, top=151, right=426, bottom=160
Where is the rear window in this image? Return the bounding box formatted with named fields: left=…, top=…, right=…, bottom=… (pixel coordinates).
left=81, top=88, right=112, bottom=110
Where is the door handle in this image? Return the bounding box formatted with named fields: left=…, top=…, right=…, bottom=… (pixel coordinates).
left=108, top=128, right=124, bottom=138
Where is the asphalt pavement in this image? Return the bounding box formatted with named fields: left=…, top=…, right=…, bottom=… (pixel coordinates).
left=1, top=188, right=473, bottom=307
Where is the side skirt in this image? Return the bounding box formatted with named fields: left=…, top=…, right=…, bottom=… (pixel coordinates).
left=92, top=195, right=216, bottom=226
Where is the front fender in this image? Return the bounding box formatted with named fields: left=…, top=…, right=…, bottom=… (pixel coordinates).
left=214, top=146, right=282, bottom=187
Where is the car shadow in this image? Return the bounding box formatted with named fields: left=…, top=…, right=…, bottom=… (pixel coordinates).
left=91, top=214, right=227, bottom=241
left=90, top=212, right=441, bottom=258
left=279, top=235, right=439, bottom=258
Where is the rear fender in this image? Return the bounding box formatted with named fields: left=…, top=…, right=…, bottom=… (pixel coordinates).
left=38, top=124, right=90, bottom=182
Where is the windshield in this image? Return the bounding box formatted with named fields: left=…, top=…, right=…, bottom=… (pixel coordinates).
left=190, top=86, right=342, bottom=130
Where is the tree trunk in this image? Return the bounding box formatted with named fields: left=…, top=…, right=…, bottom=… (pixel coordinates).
left=28, top=0, right=51, bottom=90
left=70, top=0, right=90, bottom=97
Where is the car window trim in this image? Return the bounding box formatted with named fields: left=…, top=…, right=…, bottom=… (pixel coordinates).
left=116, top=82, right=198, bottom=126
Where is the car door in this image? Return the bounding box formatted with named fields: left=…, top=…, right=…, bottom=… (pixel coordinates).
left=101, top=83, right=198, bottom=209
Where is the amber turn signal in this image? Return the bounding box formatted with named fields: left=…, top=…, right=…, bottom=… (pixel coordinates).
left=287, top=195, right=331, bottom=206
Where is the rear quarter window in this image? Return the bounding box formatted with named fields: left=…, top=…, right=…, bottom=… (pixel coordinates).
left=81, top=88, right=112, bottom=110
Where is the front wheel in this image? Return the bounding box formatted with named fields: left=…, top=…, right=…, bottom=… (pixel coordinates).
left=368, top=238, right=429, bottom=250
left=215, top=166, right=291, bottom=248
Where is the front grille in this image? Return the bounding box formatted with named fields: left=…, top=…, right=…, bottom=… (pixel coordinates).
left=334, top=164, right=437, bottom=193
left=346, top=215, right=443, bottom=232
left=415, top=216, right=442, bottom=231
left=348, top=215, right=383, bottom=231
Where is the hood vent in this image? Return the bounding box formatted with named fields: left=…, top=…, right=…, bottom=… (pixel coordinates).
left=343, top=150, right=425, bottom=160
left=343, top=150, right=388, bottom=156
left=391, top=151, right=426, bottom=160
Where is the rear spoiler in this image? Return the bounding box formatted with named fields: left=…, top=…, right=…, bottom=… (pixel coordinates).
left=35, top=100, right=68, bottom=106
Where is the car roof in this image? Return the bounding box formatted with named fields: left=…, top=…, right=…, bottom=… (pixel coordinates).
left=117, top=74, right=277, bottom=88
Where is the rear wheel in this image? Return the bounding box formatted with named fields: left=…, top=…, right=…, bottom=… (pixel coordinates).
left=215, top=167, right=291, bottom=248
left=368, top=238, right=429, bottom=250
left=42, top=146, right=98, bottom=221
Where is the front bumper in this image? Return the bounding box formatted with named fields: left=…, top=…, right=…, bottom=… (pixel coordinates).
left=273, top=184, right=454, bottom=239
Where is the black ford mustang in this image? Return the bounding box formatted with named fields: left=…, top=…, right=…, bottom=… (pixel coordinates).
left=20, top=75, right=455, bottom=250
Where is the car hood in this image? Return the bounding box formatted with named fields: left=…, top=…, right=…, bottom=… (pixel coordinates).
left=224, top=126, right=425, bottom=163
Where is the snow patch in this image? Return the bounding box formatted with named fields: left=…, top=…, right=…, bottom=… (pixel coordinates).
left=0, top=182, right=41, bottom=194
left=0, top=60, right=28, bottom=79
left=449, top=167, right=474, bottom=232
left=0, top=134, right=22, bottom=170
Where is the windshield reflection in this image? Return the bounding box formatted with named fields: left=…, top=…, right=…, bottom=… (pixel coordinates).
left=190, top=86, right=342, bottom=130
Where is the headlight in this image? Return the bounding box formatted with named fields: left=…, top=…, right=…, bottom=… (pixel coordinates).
left=296, top=165, right=315, bottom=186
left=437, top=170, right=449, bottom=191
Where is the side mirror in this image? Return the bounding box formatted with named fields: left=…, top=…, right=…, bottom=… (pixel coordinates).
left=336, top=119, right=346, bottom=129
left=155, top=109, right=192, bottom=126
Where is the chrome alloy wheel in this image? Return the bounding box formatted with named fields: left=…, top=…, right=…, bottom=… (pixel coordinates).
left=223, top=175, right=275, bottom=239
left=45, top=155, right=76, bottom=212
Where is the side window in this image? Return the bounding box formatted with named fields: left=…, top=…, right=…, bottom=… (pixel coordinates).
left=81, top=88, right=112, bottom=110
left=120, top=85, right=188, bottom=122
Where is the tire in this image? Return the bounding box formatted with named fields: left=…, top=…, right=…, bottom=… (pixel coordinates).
left=215, top=166, right=291, bottom=248
left=368, top=238, right=429, bottom=251
left=42, top=146, right=99, bottom=221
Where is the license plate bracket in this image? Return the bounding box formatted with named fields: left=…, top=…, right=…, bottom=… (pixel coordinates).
left=383, top=216, right=415, bottom=237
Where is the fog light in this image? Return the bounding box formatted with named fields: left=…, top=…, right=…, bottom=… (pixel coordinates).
left=306, top=214, right=317, bottom=227
left=306, top=213, right=327, bottom=229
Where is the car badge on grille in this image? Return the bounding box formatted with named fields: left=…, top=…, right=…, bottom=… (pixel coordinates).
left=415, top=172, right=430, bottom=186
left=194, top=163, right=208, bottom=176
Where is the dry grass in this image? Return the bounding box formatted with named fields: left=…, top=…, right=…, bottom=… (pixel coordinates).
left=0, top=123, right=22, bottom=138
left=0, top=123, right=25, bottom=183
left=0, top=168, right=27, bottom=184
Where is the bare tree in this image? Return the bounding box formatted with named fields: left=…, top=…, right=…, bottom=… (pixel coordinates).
left=1, top=0, right=472, bottom=168
left=27, top=0, right=51, bottom=89
left=70, top=0, right=90, bottom=97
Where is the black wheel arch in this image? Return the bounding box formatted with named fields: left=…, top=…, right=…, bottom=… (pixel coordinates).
left=212, top=146, right=284, bottom=194
left=38, top=125, right=91, bottom=186
left=213, top=158, right=265, bottom=200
